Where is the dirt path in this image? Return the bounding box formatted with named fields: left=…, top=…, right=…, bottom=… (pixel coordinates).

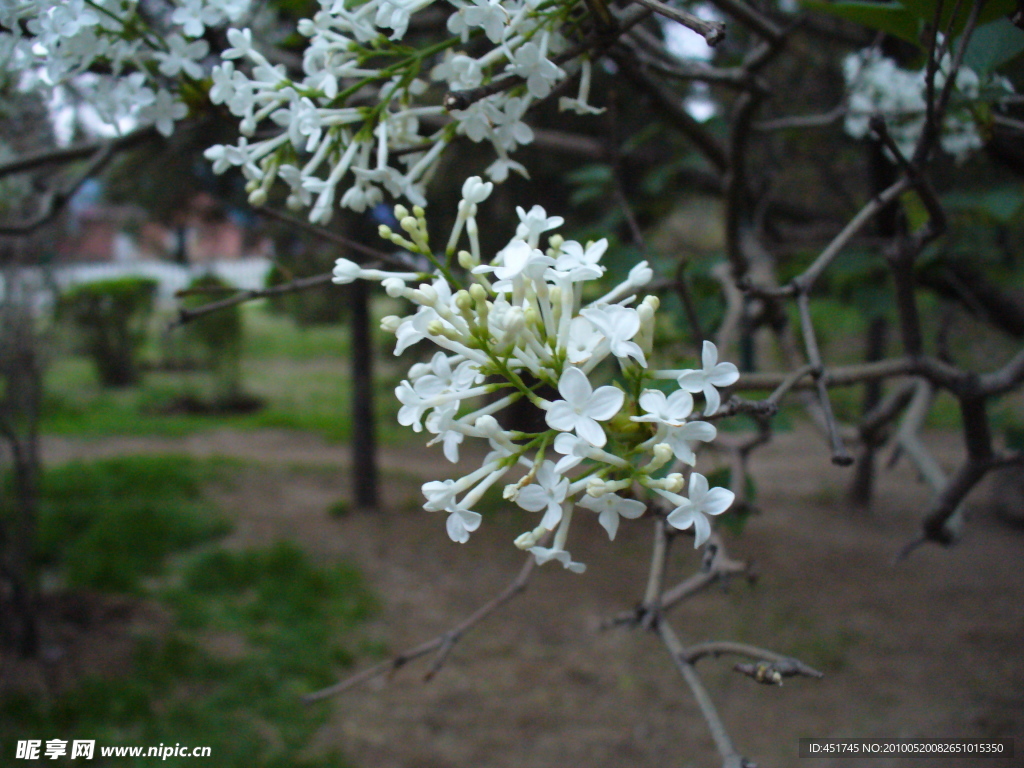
left=41, top=427, right=1024, bottom=768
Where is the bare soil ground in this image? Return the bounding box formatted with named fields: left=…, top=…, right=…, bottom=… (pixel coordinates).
left=41, top=426, right=1024, bottom=768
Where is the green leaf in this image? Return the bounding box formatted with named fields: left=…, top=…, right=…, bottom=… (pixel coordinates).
left=961, top=18, right=1024, bottom=74
left=801, top=0, right=921, bottom=45
left=942, top=185, right=1024, bottom=223
left=802, top=0, right=1019, bottom=48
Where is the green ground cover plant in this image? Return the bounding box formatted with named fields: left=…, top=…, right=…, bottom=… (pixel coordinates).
left=1, top=456, right=375, bottom=768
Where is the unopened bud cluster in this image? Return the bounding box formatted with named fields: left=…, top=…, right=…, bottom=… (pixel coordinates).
left=334, top=177, right=739, bottom=572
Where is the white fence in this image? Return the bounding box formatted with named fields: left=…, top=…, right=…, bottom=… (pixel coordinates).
left=2, top=258, right=274, bottom=310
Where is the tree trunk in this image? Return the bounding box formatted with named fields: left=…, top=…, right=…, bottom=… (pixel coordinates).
left=0, top=267, right=43, bottom=656
left=847, top=316, right=887, bottom=509
left=350, top=279, right=379, bottom=512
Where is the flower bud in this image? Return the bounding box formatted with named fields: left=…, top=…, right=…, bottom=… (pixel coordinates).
left=502, top=307, right=525, bottom=344
left=587, top=478, right=607, bottom=497
left=394, top=204, right=409, bottom=221
left=514, top=531, right=537, bottom=549
left=523, top=306, right=539, bottom=330
left=474, top=415, right=500, bottom=435
left=455, top=290, right=473, bottom=314
left=413, top=283, right=438, bottom=305
left=663, top=473, right=684, bottom=493
left=247, top=188, right=268, bottom=207
left=382, top=277, right=406, bottom=297
left=458, top=249, right=478, bottom=269
left=378, top=224, right=393, bottom=239
left=332, top=258, right=362, bottom=284
left=628, top=260, right=653, bottom=287
left=469, top=283, right=488, bottom=303
left=380, top=315, right=402, bottom=333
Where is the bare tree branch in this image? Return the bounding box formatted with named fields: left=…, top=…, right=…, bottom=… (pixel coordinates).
left=630, top=0, right=726, bottom=45
left=0, top=142, right=117, bottom=237
left=659, top=618, right=750, bottom=768
left=683, top=640, right=823, bottom=680
left=0, top=126, right=158, bottom=180
left=303, top=553, right=536, bottom=704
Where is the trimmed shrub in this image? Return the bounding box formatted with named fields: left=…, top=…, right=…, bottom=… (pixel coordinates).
left=179, top=273, right=244, bottom=399
left=58, top=277, right=157, bottom=387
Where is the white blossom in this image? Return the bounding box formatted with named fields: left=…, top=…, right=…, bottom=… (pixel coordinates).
left=676, top=340, right=740, bottom=416
left=544, top=367, right=624, bottom=448
left=656, top=472, right=735, bottom=548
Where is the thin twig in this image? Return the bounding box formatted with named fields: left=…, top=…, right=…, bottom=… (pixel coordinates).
left=658, top=619, right=749, bottom=768
left=0, top=143, right=117, bottom=237
left=783, top=177, right=911, bottom=296
left=630, top=0, right=726, bottom=45
left=0, top=126, right=158, bottom=180
left=259, top=207, right=394, bottom=262
left=170, top=272, right=335, bottom=329
left=673, top=257, right=705, bottom=353
left=797, top=292, right=853, bottom=465
left=754, top=104, right=846, bottom=131
left=640, top=517, right=671, bottom=630
left=682, top=640, right=824, bottom=681
left=304, top=554, right=536, bottom=704
left=704, top=0, right=783, bottom=41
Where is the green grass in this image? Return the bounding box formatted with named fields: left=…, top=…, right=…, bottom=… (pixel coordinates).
left=1, top=456, right=375, bottom=768
left=32, top=455, right=232, bottom=592
left=42, top=306, right=404, bottom=443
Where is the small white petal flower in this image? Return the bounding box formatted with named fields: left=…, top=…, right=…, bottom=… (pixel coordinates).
left=528, top=545, right=586, bottom=573
left=632, top=389, right=694, bottom=426
left=676, top=340, right=740, bottom=415
left=516, top=461, right=569, bottom=529
left=581, top=305, right=646, bottom=366
left=662, top=420, right=717, bottom=465
left=446, top=507, right=482, bottom=543
left=579, top=493, right=646, bottom=540
left=656, top=472, right=734, bottom=547
left=544, top=367, right=623, bottom=448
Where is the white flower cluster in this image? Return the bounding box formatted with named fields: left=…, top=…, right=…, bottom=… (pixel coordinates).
left=333, top=177, right=738, bottom=572
left=1, top=0, right=250, bottom=138
left=843, top=48, right=1014, bottom=161
left=203, top=0, right=605, bottom=221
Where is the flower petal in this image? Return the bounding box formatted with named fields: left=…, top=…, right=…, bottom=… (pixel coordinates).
left=517, top=485, right=552, bottom=512
left=709, top=362, right=740, bottom=387
left=574, top=415, right=607, bottom=448
left=702, top=487, right=735, bottom=517
left=677, top=370, right=706, bottom=393
left=680, top=421, right=717, bottom=443
left=701, top=340, right=718, bottom=370
left=599, top=509, right=620, bottom=540
left=689, top=472, right=710, bottom=501
left=617, top=498, right=647, bottom=519
left=666, top=503, right=695, bottom=531
left=446, top=512, right=470, bottom=543
left=539, top=502, right=563, bottom=530
left=691, top=513, right=712, bottom=548
left=702, top=383, right=721, bottom=416
left=558, top=366, right=592, bottom=405
left=587, top=386, right=624, bottom=421
left=545, top=401, right=578, bottom=432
